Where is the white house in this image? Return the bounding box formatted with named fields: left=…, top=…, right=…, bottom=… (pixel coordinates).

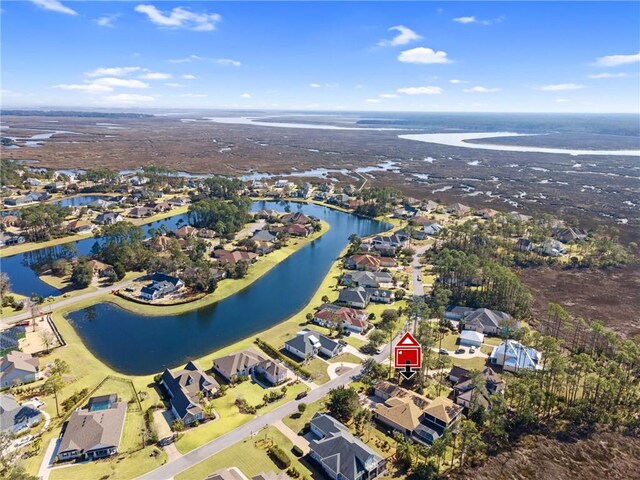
left=490, top=340, right=542, bottom=373
left=459, top=330, right=484, bottom=348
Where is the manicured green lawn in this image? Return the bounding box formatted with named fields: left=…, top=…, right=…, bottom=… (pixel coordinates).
left=302, top=358, right=330, bottom=384
left=283, top=398, right=326, bottom=434
left=438, top=333, right=460, bottom=351
left=174, top=427, right=313, bottom=480
left=48, top=446, right=167, bottom=480
left=328, top=353, right=362, bottom=364
left=452, top=356, right=489, bottom=371
left=175, top=380, right=307, bottom=454
left=483, top=337, right=502, bottom=346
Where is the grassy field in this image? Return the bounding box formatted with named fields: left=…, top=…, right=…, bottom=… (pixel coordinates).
left=174, top=427, right=314, bottom=480
left=282, top=397, right=326, bottom=433
left=303, top=358, right=330, bottom=384
left=327, top=352, right=362, bottom=364
left=451, top=355, right=489, bottom=371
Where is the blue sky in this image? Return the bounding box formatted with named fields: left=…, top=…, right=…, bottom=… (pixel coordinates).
left=1, top=1, right=639, bottom=112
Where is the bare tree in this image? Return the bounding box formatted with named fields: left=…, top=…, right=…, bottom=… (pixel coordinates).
left=39, top=330, right=56, bottom=353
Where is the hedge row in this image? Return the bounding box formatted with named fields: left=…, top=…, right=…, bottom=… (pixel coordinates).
left=255, top=338, right=312, bottom=378
left=268, top=445, right=292, bottom=468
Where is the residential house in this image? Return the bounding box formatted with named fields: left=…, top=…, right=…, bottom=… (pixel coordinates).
left=490, top=340, right=542, bottom=372
left=87, top=199, right=114, bottom=210
left=421, top=222, right=443, bottom=237
left=447, top=203, right=470, bottom=217
left=422, top=200, right=439, bottom=212
left=337, top=287, right=371, bottom=309
left=448, top=366, right=470, bottom=384
left=461, top=308, right=514, bottom=335
left=66, top=220, right=95, bottom=234
left=0, top=394, right=42, bottom=434
left=57, top=394, right=126, bottom=461
left=0, top=215, right=19, bottom=229
left=205, top=468, right=249, bottom=480
left=281, top=212, right=311, bottom=224
left=313, top=305, right=369, bottom=333
left=476, top=208, right=500, bottom=219
left=213, top=349, right=268, bottom=382
left=459, top=330, right=484, bottom=348
left=250, top=230, right=278, bottom=244
left=161, top=362, right=220, bottom=426
left=128, top=206, right=154, bottom=218
left=4, top=196, right=31, bottom=207
left=0, top=232, right=26, bottom=247
left=371, top=233, right=409, bottom=250
left=213, top=249, right=258, bottom=265
left=296, top=182, right=313, bottom=198
left=140, top=273, right=185, bottom=301
left=0, top=351, right=39, bottom=388
left=0, top=326, right=26, bottom=356
left=145, top=201, right=172, bottom=213
left=453, top=367, right=504, bottom=410
left=87, top=260, right=114, bottom=278
left=309, top=413, right=386, bottom=480
left=169, top=197, right=190, bottom=207
left=254, top=359, right=289, bottom=385
left=341, top=271, right=393, bottom=289
left=284, top=329, right=343, bottom=360
left=175, top=225, right=199, bottom=238
left=94, top=212, right=124, bottom=225
left=508, top=212, right=532, bottom=223
left=373, top=381, right=463, bottom=444
left=365, top=288, right=394, bottom=304
left=515, top=238, right=533, bottom=252
left=272, top=223, right=310, bottom=237
left=197, top=228, right=217, bottom=239
left=540, top=239, right=567, bottom=257
left=252, top=472, right=291, bottom=480
left=345, top=254, right=397, bottom=271
left=554, top=227, right=588, bottom=243
left=255, top=209, right=279, bottom=219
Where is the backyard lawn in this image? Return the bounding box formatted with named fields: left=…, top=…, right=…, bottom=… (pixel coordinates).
left=328, top=352, right=362, bottom=364
left=174, top=427, right=314, bottom=480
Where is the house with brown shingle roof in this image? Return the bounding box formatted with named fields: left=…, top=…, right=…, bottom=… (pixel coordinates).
left=175, top=225, right=199, bottom=238
left=372, top=381, right=462, bottom=444
left=213, top=249, right=258, bottom=265
left=213, top=349, right=268, bottom=382
left=66, top=220, right=95, bottom=234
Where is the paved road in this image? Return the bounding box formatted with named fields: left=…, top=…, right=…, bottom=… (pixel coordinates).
left=136, top=338, right=400, bottom=480
left=0, top=279, right=136, bottom=325
left=410, top=244, right=431, bottom=297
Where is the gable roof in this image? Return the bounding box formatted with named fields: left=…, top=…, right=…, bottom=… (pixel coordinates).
left=423, top=397, right=463, bottom=424
left=463, top=308, right=512, bottom=329
left=0, top=394, right=41, bottom=431
left=0, top=351, right=38, bottom=376
left=309, top=413, right=383, bottom=480
left=338, top=287, right=371, bottom=306
left=375, top=396, right=424, bottom=432
left=161, top=362, right=219, bottom=420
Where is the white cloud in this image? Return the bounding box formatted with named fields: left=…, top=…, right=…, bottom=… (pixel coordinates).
left=216, top=58, right=241, bottom=67
left=377, top=25, right=421, bottom=47
left=397, top=86, right=443, bottom=95
left=240, top=93, right=251, bottom=98
left=179, top=93, right=208, bottom=98
left=169, top=55, right=204, bottom=64
left=139, top=72, right=172, bottom=80
left=398, top=47, right=451, bottom=64
left=449, top=79, right=469, bottom=84
left=95, top=14, right=120, bottom=28
left=164, top=83, right=185, bottom=88
left=379, top=93, right=399, bottom=98
left=183, top=74, right=197, bottom=80
left=93, top=77, right=150, bottom=89
left=134, top=5, right=221, bottom=31
left=53, top=83, right=113, bottom=93
left=592, top=52, right=639, bottom=67
left=556, top=98, right=570, bottom=103
left=365, top=99, right=381, bottom=103
left=587, top=72, right=629, bottom=79
left=104, top=93, right=155, bottom=104
left=31, top=0, right=77, bottom=16
left=453, top=16, right=476, bottom=24
left=534, top=83, right=584, bottom=91
left=463, top=86, right=500, bottom=93
left=453, top=15, right=505, bottom=25
left=309, top=83, right=322, bottom=88
left=85, top=66, right=141, bottom=78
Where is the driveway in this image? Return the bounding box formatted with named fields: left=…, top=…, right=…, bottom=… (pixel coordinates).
left=37, top=438, right=60, bottom=480
left=272, top=419, right=309, bottom=454
left=234, top=219, right=266, bottom=241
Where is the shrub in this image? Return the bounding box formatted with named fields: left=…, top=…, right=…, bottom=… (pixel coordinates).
left=291, top=445, right=304, bottom=457
left=268, top=445, right=291, bottom=468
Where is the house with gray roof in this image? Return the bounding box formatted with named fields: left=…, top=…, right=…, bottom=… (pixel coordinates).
left=284, top=329, right=343, bottom=360
left=364, top=288, right=394, bottom=304
left=0, top=325, right=26, bottom=356
left=309, top=413, right=385, bottom=480
left=461, top=308, right=513, bottom=335
left=0, top=394, right=41, bottom=434
left=57, top=394, right=126, bottom=461
left=341, top=271, right=393, bottom=289
left=1, top=351, right=39, bottom=388
left=250, top=230, right=278, bottom=244
left=213, top=349, right=268, bottom=382
left=254, top=359, right=289, bottom=386
left=160, top=361, right=219, bottom=426
left=337, top=287, right=371, bottom=309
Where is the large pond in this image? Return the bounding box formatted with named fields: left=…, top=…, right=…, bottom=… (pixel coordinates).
left=2, top=213, right=191, bottom=298
left=53, top=195, right=114, bottom=208
left=10, top=202, right=387, bottom=374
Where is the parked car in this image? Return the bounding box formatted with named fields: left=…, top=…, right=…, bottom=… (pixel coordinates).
left=296, top=391, right=308, bottom=400
left=439, top=348, right=449, bottom=355
left=32, top=397, right=45, bottom=408
left=469, top=348, right=476, bottom=354
left=455, top=348, right=466, bottom=354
